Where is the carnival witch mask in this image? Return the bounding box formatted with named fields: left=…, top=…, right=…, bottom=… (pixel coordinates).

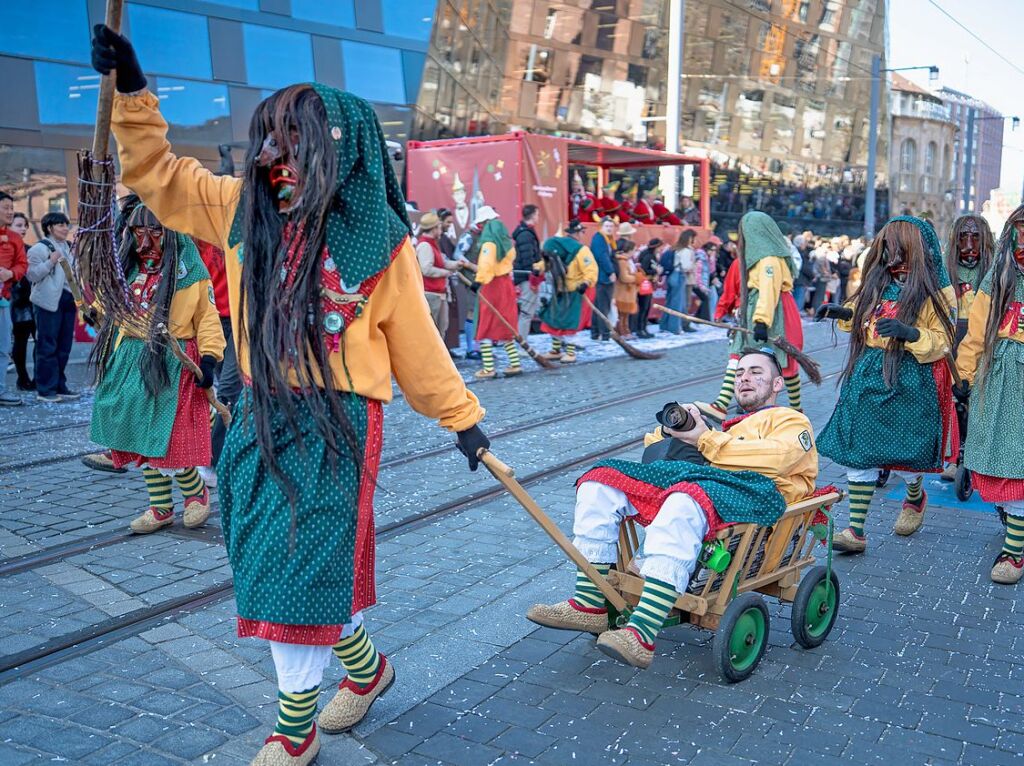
left=257, top=126, right=302, bottom=212
left=128, top=205, right=165, bottom=273
left=1013, top=221, right=1024, bottom=268
left=882, top=241, right=911, bottom=284
left=958, top=217, right=982, bottom=267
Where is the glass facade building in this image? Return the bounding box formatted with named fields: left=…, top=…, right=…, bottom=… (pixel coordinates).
left=0, top=0, right=437, bottom=227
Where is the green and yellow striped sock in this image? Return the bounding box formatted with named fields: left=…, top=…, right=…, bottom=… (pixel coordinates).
left=143, top=468, right=173, bottom=518
left=572, top=564, right=610, bottom=610
left=480, top=340, right=495, bottom=372
left=713, top=366, right=737, bottom=411
left=784, top=374, right=801, bottom=410
left=273, top=685, right=319, bottom=746
left=847, top=481, right=875, bottom=537
left=564, top=343, right=575, bottom=356
left=904, top=476, right=923, bottom=506
left=504, top=342, right=521, bottom=367
left=550, top=337, right=562, bottom=353
left=332, top=625, right=381, bottom=688
left=1002, top=514, right=1024, bottom=558
left=626, top=577, right=678, bottom=645
left=174, top=467, right=205, bottom=501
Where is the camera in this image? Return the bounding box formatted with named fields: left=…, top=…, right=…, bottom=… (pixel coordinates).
left=656, top=402, right=695, bottom=432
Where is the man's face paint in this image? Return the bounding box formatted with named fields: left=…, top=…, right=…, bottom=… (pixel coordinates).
left=882, top=243, right=910, bottom=284
left=1014, top=221, right=1024, bottom=268
left=129, top=208, right=165, bottom=273
left=957, top=218, right=981, bottom=267
left=257, top=128, right=301, bottom=212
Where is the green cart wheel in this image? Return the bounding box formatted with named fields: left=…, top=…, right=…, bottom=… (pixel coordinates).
left=713, top=592, right=769, bottom=683
left=791, top=565, right=840, bottom=649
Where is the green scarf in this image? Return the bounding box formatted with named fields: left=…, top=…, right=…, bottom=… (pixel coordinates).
left=228, top=83, right=411, bottom=287
left=740, top=211, right=795, bottom=276
left=476, top=219, right=514, bottom=263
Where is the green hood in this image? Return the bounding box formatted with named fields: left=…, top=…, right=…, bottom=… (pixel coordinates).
left=477, top=218, right=514, bottom=262
left=542, top=236, right=583, bottom=264
left=740, top=211, right=795, bottom=276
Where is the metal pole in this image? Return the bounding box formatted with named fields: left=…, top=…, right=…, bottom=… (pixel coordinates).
left=864, top=53, right=881, bottom=239
left=962, top=107, right=975, bottom=212
left=660, top=0, right=684, bottom=210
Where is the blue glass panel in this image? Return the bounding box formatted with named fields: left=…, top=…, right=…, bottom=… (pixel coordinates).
left=156, top=79, right=229, bottom=126
left=402, top=51, right=426, bottom=103
left=341, top=41, right=405, bottom=104
left=206, top=0, right=259, bottom=8
left=381, top=0, right=437, bottom=41
left=243, top=25, right=314, bottom=90
left=1, top=1, right=90, bottom=63
left=292, top=0, right=355, bottom=27
left=128, top=4, right=212, bottom=80
left=35, top=62, right=99, bottom=126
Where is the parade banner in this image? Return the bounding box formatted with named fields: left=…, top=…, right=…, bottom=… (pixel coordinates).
left=520, top=134, right=568, bottom=241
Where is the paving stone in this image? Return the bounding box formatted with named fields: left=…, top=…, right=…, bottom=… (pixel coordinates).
left=412, top=731, right=505, bottom=766
left=489, top=725, right=558, bottom=757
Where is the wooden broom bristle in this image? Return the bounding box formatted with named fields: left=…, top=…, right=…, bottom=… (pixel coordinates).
left=771, top=335, right=823, bottom=384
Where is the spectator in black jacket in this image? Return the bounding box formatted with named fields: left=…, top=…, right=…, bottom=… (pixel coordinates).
left=632, top=238, right=661, bottom=337
left=512, top=204, right=543, bottom=337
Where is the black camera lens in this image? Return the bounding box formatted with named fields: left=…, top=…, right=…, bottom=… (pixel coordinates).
left=658, top=402, right=695, bottom=432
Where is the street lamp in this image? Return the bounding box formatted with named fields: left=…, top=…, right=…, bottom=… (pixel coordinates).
left=864, top=61, right=939, bottom=239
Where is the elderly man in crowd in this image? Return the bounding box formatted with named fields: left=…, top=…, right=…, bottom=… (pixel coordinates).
left=416, top=211, right=465, bottom=339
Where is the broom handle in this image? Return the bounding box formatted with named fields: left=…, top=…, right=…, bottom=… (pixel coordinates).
left=92, top=0, right=126, bottom=157
left=654, top=304, right=750, bottom=334
left=455, top=271, right=524, bottom=341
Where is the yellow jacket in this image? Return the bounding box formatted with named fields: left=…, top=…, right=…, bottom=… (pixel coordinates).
left=644, top=407, right=818, bottom=505
left=837, top=290, right=955, bottom=365
left=749, top=256, right=793, bottom=326
left=115, top=279, right=225, bottom=360
left=475, top=241, right=515, bottom=285
left=956, top=289, right=1024, bottom=384
left=565, top=245, right=598, bottom=291
left=111, top=90, right=483, bottom=432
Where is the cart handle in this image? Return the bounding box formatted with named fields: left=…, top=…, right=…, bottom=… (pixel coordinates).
left=478, top=449, right=629, bottom=613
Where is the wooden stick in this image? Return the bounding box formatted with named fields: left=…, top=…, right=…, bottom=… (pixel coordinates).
left=93, top=0, right=125, bottom=158
left=582, top=294, right=662, bottom=360
left=156, top=323, right=231, bottom=426
left=478, top=449, right=629, bottom=612
left=455, top=271, right=557, bottom=370
left=57, top=258, right=85, bottom=306
left=945, top=351, right=965, bottom=389
left=653, top=305, right=739, bottom=334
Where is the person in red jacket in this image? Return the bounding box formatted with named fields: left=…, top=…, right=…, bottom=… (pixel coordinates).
left=714, top=257, right=741, bottom=321
left=0, top=191, right=29, bottom=406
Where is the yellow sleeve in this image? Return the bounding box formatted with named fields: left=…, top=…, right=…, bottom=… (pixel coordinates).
left=111, top=91, right=241, bottom=247
left=193, top=281, right=226, bottom=361
left=697, top=410, right=811, bottom=479
left=382, top=243, right=485, bottom=431
left=475, top=242, right=497, bottom=285
left=903, top=298, right=953, bottom=363
left=565, top=246, right=599, bottom=291
left=955, top=290, right=991, bottom=384
left=752, top=257, right=784, bottom=327
left=643, top=426, right=665, bottom=447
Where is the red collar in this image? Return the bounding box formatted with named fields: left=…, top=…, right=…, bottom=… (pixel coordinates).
left=721, top=405, right=777, bottom=431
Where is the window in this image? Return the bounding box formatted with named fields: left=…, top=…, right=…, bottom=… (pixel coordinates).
left=207, top=0, right=258, bottom=7
left=2, top=2, right=90, bottom=63
left=128, top=5, right=212, bottom=80
left=243, top=25, right=314, bottom=90
left=341, top=41, right=405, bottom=104
left=382, top=0, right=435, bottom=41
left=292, top=0, right=354, bottom=27
left=35, top=62, right=99, bottom=127
left=899, top=139, right=917, bottom=193
left=156, top=78, right=231, bottom=143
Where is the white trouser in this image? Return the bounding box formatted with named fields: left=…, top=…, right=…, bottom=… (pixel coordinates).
left=572, top=481, right=708, bottom=594
left=1001, top=501, right=1024, bottom=519
left=269, top=611, right=363, bottom=693
left=846, top=467, right=922, bottom=487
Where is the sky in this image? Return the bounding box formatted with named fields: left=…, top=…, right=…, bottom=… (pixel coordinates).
left=889, top=0, right=1024, bottom=202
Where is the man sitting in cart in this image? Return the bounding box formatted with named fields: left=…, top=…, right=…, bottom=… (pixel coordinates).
left=528, top=349, right=819, bottom=668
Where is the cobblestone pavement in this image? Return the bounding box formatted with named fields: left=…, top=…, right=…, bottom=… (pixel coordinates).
left=2, top=322, right=1020, bottom=765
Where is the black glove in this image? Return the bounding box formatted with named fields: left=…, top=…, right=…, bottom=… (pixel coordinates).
left=576, top=282, right=589, bottom=294
left=197, top=355, right=217, bottom=389
left=753, top=321, right=769, bottom=343
left=815, top=303, right=853, bottom=322
left=875, top=317, right=920, bottom=342
left=469, top=281, right=482, bottom=293
left=953, top=380, right=970, bottom=403
left=91, top=24, right=147, bottom=93
left=456, top=425, right=490, bottom=471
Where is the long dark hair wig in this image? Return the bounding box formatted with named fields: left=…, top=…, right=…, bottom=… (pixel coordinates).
left=974, top=206, right=1024, bottom=393
left=842, top=220, right=955, bottom=388
left=238, top=84, right=363, bottom=506
left=944, top=214, right=994, bottom=288
left=90, top=195, right=179, bottom=397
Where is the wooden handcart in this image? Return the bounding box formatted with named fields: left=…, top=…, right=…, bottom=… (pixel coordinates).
left=479, top=449, right=842, bottom=682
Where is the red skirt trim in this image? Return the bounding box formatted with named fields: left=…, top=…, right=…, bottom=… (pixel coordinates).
left=110, top=339, right=212, bottom=470
left=236, top=399, right=385, bottom=646
left=972, top=473, right=1024, bottom=503
left=779, top=292, right=803, bottom=377
left=541, top=324, right=578, bottom=337
left=475, top=274, right=518, bottom=342
left=578, top=467, right=729, bottom=541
